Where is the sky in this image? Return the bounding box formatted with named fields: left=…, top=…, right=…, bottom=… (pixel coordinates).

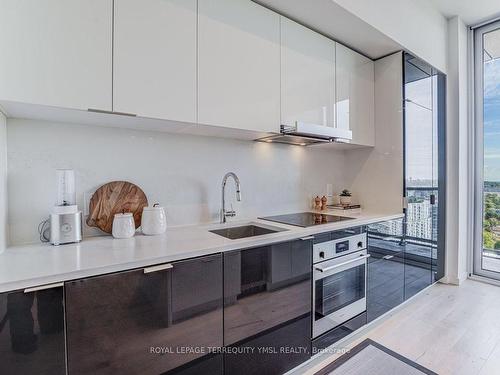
left=484, top=58, right=500, bottom=182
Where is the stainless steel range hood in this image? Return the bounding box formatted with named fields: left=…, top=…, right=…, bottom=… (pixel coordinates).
left=255, top=122, right=352, bottom=146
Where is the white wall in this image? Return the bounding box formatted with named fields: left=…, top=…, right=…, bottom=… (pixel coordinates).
left=332, top=0, right=448, bottom=73
left=344, top=52, right=404, bottom=214
left=6, top=119, right=347, bottom=245
left=0, top=111, right=7, bottom=252
left=445, top=16, right=469, bottom=284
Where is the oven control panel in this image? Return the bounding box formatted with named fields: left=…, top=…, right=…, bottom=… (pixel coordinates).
left=313, top=232, right=367, bottom=264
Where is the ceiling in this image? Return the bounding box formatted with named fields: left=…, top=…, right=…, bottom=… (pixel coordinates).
left=254, top=0, right=402, bottom=59
left=430, top=0, right=500, bottom=26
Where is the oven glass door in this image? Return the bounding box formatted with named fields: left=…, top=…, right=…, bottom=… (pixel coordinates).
left=313, top=252, right=367, bottom=338
left=315, top=263, right=365, bottom=321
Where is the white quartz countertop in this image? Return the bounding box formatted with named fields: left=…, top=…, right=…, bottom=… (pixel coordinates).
left=0, top=210, right=404, bottom=293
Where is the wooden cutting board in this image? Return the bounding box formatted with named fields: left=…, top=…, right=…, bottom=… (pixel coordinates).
left=87, top=181, right=148, bottom=234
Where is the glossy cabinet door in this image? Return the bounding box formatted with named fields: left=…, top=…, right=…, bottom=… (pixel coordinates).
left=336, top=43, right=375, bottom=146
left=224, top=316, right=310, bottom=375
left=66, top=254, right=223, bottom=375
left=113, top=0, right=196, bottom=122
left=268, top=239, right=313, bottom=289
left=404, top=245, right=433, bottom=300
left=367, top=252, right=405, bottom=322
left=367, top=219, right=405, bottom=322
left=281, top=17, right=336, bottom=129
left=163, top=353, right=223, bottom=375
left=0, top=0, right=112, bottom=111
left=198, top=0, right=280, bottom=132
left=224, top=239, right=312, bottom=375
left=0, top=285, right=66, bottom=375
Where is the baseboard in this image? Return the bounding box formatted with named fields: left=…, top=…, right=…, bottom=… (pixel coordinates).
left=439, top=275, right=461, bottom=285
left=468, top=274, right=500, bottom=287
left=439, top=271, right=468, bottom=285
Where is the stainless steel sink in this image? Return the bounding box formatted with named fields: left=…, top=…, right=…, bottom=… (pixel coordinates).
left=209, top=224, right=286, bottom=240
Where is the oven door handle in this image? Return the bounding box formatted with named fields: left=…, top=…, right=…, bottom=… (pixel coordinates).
left=315, top=254, right=370, bottom=273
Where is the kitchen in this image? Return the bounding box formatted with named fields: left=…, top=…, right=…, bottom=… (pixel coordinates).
left=0, top=0, right=486, bottom=374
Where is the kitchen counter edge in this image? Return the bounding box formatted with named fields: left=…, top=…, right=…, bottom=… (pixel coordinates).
left=0, top=212, right=404, bottom=293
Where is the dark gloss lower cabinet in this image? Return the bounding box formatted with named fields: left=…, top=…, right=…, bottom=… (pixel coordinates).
left=0, top=285, right=66, bottom=375
left=366, top=218, right=439, bottom=323
left=404, top=247, right=433, bottom=300
left=162, top=353, right=223, bottom=375
left=367, top=220, right=405, bottom=322
left=65, top=254, right=223, bottom=375
left=367, top=251, right=405, bottom=322
left=225, top=316, right=310, bottom=375
left=223, top=239, right=312, bottom=375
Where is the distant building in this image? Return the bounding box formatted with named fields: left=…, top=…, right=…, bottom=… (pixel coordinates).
left=368, top=199, right=434, bottom=240
left=407, top=201, right=433, bottom=240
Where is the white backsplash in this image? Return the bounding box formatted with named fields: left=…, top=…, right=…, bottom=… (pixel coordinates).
left=6, top=118, right=347, bottom=245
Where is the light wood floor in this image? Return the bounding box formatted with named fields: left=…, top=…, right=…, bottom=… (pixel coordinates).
left=296, top=279, right=500, bottom=375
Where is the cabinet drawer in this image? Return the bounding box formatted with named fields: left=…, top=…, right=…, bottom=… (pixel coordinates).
left=224, top=243, right=311, bottom=347
left=164, top=353, right=223, bottom=375
left=0, top=286, right=66, bottom=375
left=172, top=254, right=223, bottom=321
left=66, top=255, right=223, bottom=375
left=224, top=316, right=311, bottom=375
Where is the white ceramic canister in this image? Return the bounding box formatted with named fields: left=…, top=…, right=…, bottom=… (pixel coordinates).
left=141, top=204, right=167, bottom=236
left=112, top=212, right=136, bottom=239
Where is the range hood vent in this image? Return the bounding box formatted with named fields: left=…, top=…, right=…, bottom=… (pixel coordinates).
left=255, top=122, right=352, bottom=146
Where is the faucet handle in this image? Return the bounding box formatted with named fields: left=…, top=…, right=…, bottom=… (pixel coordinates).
left=225, top=204, right=237, bottom=218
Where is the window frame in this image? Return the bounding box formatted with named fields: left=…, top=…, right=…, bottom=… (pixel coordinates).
left=472, top=20, right=500, bottom=279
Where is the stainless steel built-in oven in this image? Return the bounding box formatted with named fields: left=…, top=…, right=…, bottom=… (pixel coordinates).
left=313, top=231, right=369, bottom=338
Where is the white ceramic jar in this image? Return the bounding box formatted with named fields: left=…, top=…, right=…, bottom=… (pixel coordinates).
left=112, top=212, right=136, bottom=239
left=141, top=204, right=167, bottom=236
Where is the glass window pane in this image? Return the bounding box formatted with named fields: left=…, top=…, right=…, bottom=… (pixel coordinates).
left=403, top=53, right=442, bottom=291
left=481, top=27, right=500, bottom=274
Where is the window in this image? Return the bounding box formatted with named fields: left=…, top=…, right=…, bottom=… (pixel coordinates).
left=474, top=21, right=500, bottom=278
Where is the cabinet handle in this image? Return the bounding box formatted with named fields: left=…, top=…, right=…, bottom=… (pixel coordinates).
left=24, top=282, right=64, bottom=293
left=300, top=236, right=315, bottom=241
left=88, top=108, right=137, bottom=117
left=143, top=263, right=173, bottom=274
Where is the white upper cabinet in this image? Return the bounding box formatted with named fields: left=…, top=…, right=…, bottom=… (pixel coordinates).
left=0, top=0, right=112, bottom=111
left=113, top=0, right=196, bottom=122
left=198, top=0, right=280, bottom=133
left=281, top=18, right=335, bottom=129
left=336, top=44, right=375, bottom=146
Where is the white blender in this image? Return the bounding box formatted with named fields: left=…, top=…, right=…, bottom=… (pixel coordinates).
left=49, top=169, right=83, bottom=246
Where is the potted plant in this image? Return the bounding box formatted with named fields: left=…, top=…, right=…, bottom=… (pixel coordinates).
left=339, top=189, right=352, bottom=205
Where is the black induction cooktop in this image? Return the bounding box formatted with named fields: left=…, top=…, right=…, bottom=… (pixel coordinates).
left=259, top=212, right=354, bottom=228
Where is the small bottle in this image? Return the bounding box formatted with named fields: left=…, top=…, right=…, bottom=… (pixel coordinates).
left=321, top=196, right=328, bottom=211
left=314, top=196, right=321, bottom=210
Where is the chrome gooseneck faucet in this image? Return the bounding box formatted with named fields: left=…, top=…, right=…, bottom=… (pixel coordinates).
left=220, top=172, right=241, bottom=223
